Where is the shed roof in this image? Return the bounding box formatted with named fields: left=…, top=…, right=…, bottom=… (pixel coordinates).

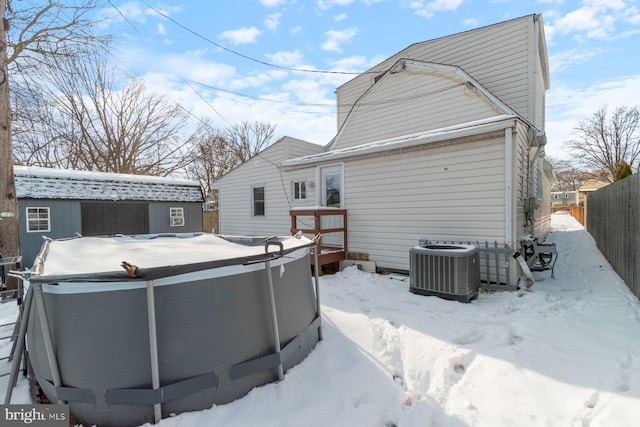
left=14, top=166, right=204, bottom=202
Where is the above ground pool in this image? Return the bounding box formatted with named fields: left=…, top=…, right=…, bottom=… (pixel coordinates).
left=24, top=233, right=321, bottom=426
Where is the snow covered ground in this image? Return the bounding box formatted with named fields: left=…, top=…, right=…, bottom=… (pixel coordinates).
left=2, top=211, right=640, bottom=426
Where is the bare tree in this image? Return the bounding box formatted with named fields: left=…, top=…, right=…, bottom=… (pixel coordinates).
left=563, top=105, right=640, bottom=182
left=7, top=0, right=109, bottom=69
left=225, top=120, right=278, bottom=163
left=185, top=120, right=278, bottom=199
left=15, top=45, right=195, bottom=176
left=185, top=121, right=236, bottom=197
left=546, top=156, right=584, bottom=192
left=1, top=0, right=109, bottom=285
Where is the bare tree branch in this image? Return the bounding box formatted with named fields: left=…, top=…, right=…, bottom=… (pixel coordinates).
left=563, top=105, right=640, bottom=182
left=14, top=44, right=194, bottom=176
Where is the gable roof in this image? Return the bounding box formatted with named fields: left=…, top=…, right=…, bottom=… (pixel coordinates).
left=327, top=59, right=521, bottom=151
left=334, top=14, right=548, bottom=132
left=14, top=166, right=204, bottom=202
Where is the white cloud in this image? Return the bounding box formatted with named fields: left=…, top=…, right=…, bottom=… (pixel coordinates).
left=266, top=50, right=305, bottom=67
left=97, top=2, right=182, bottom=29
left=545, top=74, right=640, bottom=158
left=264, top=13, right=282, bottom=31
left=290, top=26, right=303, bottom=35
left=219, top=27, right=262, bottom=45
left=321, top=27, right=358, bottom=53
left=546, top=1, right=639, bottom=42
left=317, top=0, right=356, bottom=10
left=409, top=0, right=464, bottom=18
left=334, top=13, right=348, bottom=21
left=462, top=18, right=479, bottom=27
left=259, top=0, right=287, bottom=6
left=157, top=23, right=166, bottom=35
left=548, top=47, right=605, bottom=74
left=625, top=6, right=640, bottom=24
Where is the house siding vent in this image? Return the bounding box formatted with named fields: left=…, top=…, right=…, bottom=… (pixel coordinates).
left=409, top=244, right=480, bottom=303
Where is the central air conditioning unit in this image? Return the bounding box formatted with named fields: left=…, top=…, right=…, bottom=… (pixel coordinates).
left=409, top=244, right=480, bottom=303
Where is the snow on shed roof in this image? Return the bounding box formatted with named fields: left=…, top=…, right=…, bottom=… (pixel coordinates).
left=14, top=166, right=204, bottom=202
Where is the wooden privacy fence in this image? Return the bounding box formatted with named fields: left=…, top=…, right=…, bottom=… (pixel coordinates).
left=586, top=174, right=639, bottom=300
left=570, top=206, right=585, bottom=226
left=552, top=205, right=584, bottom=226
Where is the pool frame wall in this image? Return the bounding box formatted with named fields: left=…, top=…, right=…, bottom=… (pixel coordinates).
left=24, top=239, right=321, bottom=426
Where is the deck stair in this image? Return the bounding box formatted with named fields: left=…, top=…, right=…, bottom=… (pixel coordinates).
left=290, top=208, right=347, bottom=274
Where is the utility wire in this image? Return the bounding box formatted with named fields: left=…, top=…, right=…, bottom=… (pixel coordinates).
left=107, top=0, right=140, bottom=34
left=138, top=0, right=380, bottom=76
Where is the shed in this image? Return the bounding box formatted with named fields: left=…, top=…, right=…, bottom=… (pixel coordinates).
left=14, top=166, right=204, bottom=267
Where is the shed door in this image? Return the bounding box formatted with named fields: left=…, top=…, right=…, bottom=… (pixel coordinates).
left=81, top=202, right=149, bottom=236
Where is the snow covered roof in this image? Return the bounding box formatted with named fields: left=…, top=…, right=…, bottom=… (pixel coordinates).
left=14, top=166, right=204, bottom=202
left=282, top=115, right=519, bottom=168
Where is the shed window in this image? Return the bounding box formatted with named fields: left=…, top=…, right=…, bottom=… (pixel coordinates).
left=170, top=207, right=185, bottom=227
left=293, top=181, right=306, bottom=201
left=26, top=207, right=50, bottom=232
left=252, top=186, right=265, bottom=216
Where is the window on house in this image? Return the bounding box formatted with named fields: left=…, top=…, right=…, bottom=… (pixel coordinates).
left=26, top=207, right=50, bottom=232
left=324, top=172, right=341, bottom=207
left=252, top=186, right=265, bottom=216
left=293, top=181, right=306, bottom=201
left=170, top=207, right=185, bottom=227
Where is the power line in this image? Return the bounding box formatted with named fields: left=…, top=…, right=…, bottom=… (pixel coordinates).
left=137, top=0, right=379, bottom=76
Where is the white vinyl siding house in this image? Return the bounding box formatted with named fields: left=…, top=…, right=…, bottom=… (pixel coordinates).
left=335, top=15, right=544, bottom=131
left=214, top=14, right=553, bottom=288
left=215, top=137, right=323, bottom=236
left=333, top=62, right=504, bottom=149
left=337, top=133, right=508, bottom=271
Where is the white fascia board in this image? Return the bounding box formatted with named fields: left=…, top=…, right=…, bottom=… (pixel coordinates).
left=282, top=115, right=518, bottom=168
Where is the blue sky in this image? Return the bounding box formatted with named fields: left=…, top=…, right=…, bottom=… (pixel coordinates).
left=98, top=0, right=640, bottom=160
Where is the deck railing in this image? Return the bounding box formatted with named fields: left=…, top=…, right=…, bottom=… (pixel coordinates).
left=290, top=208, right=347, bottom=273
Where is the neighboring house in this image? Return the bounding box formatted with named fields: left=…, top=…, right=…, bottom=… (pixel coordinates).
left=578, top=171, right=611, bottom=206
left=551, top=191, right=579, bottom=206
left=15, top=166, right=204, bottom=267
left=214, top=14, right=554, bottom=288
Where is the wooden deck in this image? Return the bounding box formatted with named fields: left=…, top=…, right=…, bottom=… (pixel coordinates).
left=290, top=208, right=347, bottom=274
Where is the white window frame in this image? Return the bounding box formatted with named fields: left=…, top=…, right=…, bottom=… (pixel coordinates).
left=252, top=185, right=265, bottom=217
left=26, top=207, right=51, bottom=233
left=170, top=207, right=185, bottom=227
left=317, top=163, right=344, bottom=208
left=292, top=181, right=306, bottom=202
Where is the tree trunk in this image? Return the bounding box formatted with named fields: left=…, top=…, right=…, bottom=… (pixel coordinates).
left=0, top=0, right=21, bottom=289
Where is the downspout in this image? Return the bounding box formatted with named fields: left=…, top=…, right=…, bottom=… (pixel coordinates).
left=528, top=140, right=545, bottom=237
left=532, top=14, right=541, bottom=130
left=505, top=127, right=514, bottom=246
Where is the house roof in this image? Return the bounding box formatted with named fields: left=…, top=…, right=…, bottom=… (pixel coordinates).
left=326, top=58, right=546, bottom=152
left=14, top=166, right=204, bottom=202
left=282, top=115, right=519, bottom=168
left=579, top=180, right=609, bottom=193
